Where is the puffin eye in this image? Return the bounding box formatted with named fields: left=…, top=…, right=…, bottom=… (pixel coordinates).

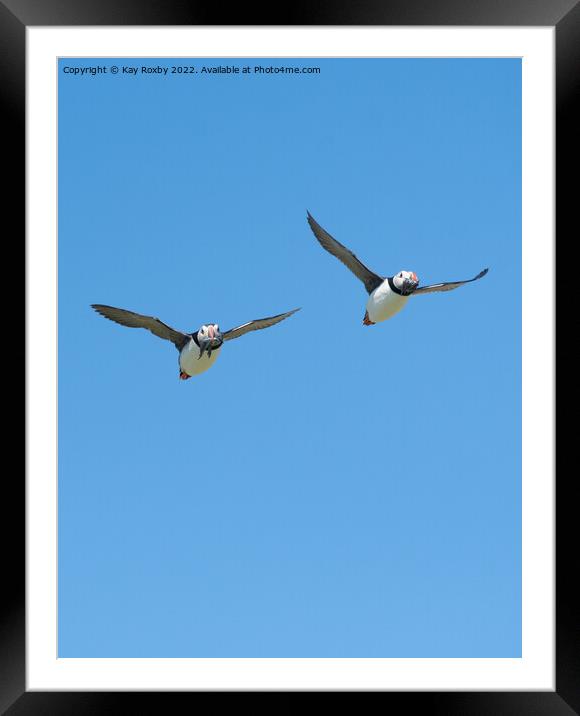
left=399, top=273, right=403, bottom=278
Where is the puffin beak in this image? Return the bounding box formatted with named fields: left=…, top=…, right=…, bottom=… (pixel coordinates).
left=198, top=328, right=222, bottom=359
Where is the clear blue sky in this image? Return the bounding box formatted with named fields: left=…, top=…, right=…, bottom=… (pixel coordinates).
left=58, top=57, right=521, bottom=657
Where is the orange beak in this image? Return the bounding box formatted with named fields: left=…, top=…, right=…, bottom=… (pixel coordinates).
left=208, top=325, right=215, bottom=340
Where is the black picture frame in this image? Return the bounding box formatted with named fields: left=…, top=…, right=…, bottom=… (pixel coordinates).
left=7, top=0, right=574, bottom=711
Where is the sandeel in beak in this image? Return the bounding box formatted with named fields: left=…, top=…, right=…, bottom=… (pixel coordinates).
left=198, top=327, right=223, bottom=360
left=402, top=277, right=419, bottom=295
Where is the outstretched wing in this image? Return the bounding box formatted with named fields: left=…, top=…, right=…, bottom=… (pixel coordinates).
left=91, top=304, right=190, bottom=350
left=222, top=308, right=300, bottom=342
left=307, top=212, right=384, bottom=295
left=412, top=268, right=489, bottom=295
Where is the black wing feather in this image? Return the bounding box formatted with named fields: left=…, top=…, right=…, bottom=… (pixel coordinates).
left=412, top=268, right=489, bottom=295
left=222, top=308, right=300, bottom=342
left=91, top=304, right=190, bottom=350
left=307, top=212, right=384, bottom=295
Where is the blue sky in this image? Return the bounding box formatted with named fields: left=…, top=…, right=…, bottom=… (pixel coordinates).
left=58, top=57, right=521, bottom=657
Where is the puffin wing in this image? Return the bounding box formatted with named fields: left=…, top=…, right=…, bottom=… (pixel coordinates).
left=91, top=304, right=190, bottom=350
left=307, top=212, right=384, bottom=295
left=412, top=268, right=489, bottom=295
left=222, top=308, right=300, bottom=342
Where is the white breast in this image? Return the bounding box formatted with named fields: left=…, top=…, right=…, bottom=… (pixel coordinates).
left=366, top=280, right=409, bottom=323
left=179, top=339, right=220, bottom=377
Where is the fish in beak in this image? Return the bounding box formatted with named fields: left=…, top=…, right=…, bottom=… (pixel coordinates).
left=198, top=324, right=223, bottom=359
left=198, top=338, right=211, bottom=359
left=402, top=273, right=419, bottom=295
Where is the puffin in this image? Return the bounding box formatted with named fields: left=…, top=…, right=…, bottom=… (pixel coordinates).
left=91, top=304, right=300, bottom=379
left=307, top=212, right=488, bottom=325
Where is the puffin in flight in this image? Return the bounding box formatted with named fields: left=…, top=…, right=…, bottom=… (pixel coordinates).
left=91, top=304, right=300, bottom=379
left=307, top=212, right=488, bottom=325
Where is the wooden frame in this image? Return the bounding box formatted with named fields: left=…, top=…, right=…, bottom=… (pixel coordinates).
left=7, top=0, right=575, bottom=710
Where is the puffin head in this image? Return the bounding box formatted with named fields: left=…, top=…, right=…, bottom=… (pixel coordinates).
left=197, top=323, right=223, bottom=359
left=393, top=270, right=419, bottom=296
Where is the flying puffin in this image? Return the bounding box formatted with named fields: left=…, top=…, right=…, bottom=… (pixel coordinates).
left=91, top=304, right=300, bottom=379
left=307, top=212, right=488, bottom=325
